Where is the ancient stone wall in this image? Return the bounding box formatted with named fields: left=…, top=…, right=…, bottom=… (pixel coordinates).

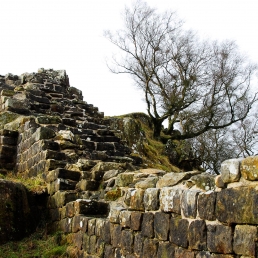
left=1, top=69, right=258, bottom=257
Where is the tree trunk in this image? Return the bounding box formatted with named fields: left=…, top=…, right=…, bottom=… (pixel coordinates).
left=152, top=119, right=163, bottom=140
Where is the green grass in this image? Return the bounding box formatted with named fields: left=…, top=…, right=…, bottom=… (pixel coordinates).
left=0, top=231, right=69, bottom=258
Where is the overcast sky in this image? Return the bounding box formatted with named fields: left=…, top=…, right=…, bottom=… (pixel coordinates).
left=1, top=0, right=258, bottom=117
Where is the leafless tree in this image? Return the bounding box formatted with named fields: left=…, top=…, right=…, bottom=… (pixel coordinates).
left=105, top=0, right=258, bottom=141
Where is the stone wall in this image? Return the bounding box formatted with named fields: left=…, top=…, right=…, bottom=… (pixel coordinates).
left=1, top=69, right=258, bottom=257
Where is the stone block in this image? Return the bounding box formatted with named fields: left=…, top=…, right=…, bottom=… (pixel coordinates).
left=157, top=242, right=175, bottom=258
left=88, top=218, right=96, bottom=236
left=160, top=187, right=183, bottom=214
left=47, top=191, right=78, bottom=208
left=130, top=211, right=143, bottom=231
left=95, top=218, right=105, bottom=236
left=221, top=158, right=242, bottom=183
left=115, top=172, right=135, bottom=187
left=74, top=199, right=109, bottom=216
left=141, top=212, right=154, bottom=238
left=195, top=251, right=211, bottom=258
left=104, top=245, right=114, bottom=258
left=188, top=220, right=206, bottom=250
left=170, top=218, right=189, bottom=248
left=76, top=180, right=99, bottom=191
left=119, top=210, right=131, bottom=228
left=198, top=191, right=217, bottom=221
left=130, top=188, right=145, bottom=211
left=207, top=224, right=233, bottom=254
left=154, top=212, right=170, bottom=240
left=174, top=248, right=195, bottom=258
left=121, top=229, right=134, bottom=254
left=142, top=238, right=158, bottom=258
left=233, top=224, right=257, bottom=257
left=46, top=168, right=81, bottom=183
left=34, top=126, right=56, bottom=141
left=110, top=224, right=122, bottom=247
left=99, top=221, right=111, bottom=244
left=216, top=186, right=258, bottom=224
left=144, top=188, right=160, bottom=211
left=73, top=231, right=83, bottom=249
left=181, top=189, right=200, bottom=218
left=134, top=232, right=143, bottom=257
left=47, top=178, right=77, bottom=195
left=241, top=156, right=258, bottom=181
left=60, top=217, right=73, bottom=233
left=72, top=215, right=88, bottom=233
left=66, top=202, right=75, bottom=218
left=108, top=204, right=125, bottom=223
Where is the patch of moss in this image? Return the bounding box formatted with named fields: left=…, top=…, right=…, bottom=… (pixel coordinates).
left=105, top=188, right=122, bottom=201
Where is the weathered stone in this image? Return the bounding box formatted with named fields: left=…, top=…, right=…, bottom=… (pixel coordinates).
left=156, top=171, right=200, bottom=188
left=34, top=126, right=56, bottom=141
left=103, top=169, right=121, bottom=181
left=121, top=229, right=134, bottom=254
left=157, top=241, right=175, bottom=258
left=233, top=224, right=257, bottom=257
left=72, top=215, right=88, bottom=233
left=74, top=199, right=109, bottom=216
left=154, top=212, right=170, bottom=240
left=142, top=238, right=158, bottom=258
left=110, top=223, right=122, bottom=247
left=130, top=211, right=143, bottom=231
left=48, top=190, right=78, bottom=208
left=88, top=218, right=96, bottom=236
left=188, top=220, right=206, bottom=250
left=47, top=178, right=77, bottom=195
left=0, top=111, right=20, bottom=129
left=170, top=218, right=189, bottom=248
left=181, top=189, right=200, bottom=218
left=36, top=115, right=61, bottom=124
left=99, top=220, right=111, bottom=244
left=207, top=224, right=233, bottom=254
left=134, top=232, right=143, bottom=257
left=141, top=212, right=154, bottom=238
left=135, top=176, right=158, bottom=189
left=174, top=248, right=195, bottom=258
left=241, top=155, right=258, bottom=181
left=189, top=173, right=215, bottom=191
left=198, top=191, right=217, bottom=221
left=143, top=188, right=160, bottom=211
left=60, top=217, right=73, bottom=233
left=115, top=172, right=135, bottom=187
left=215, top=175, right=226, bottom=188
left=130, top=188, right=145, bottom=211
left=160, top=187, right=184, bottom=214
left=119, top=210, right=131, bottom=228
left=108, top=203, right=125, bottom=223
left=46, top=168, right=81, bottom=183
left=196, top=251, right=211, bottom=258
left=73, top=231, right=83, bottom=249
left=76, top=180, right=99, bottom=191
left=216, top=186, right=258, bottom=224
left=221, top=158, right=242, bottom=183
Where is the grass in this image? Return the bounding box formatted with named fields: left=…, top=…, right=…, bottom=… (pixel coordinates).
left=0, top=172, right=47, bottom=193
left=0, top=230, right=69, bottom=258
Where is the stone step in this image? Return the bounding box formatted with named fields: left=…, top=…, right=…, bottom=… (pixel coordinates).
left=47, top=178, right=78, bottom=195
left=46, top=168, right=81, bottom=183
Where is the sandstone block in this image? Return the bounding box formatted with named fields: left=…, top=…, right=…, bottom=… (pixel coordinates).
left=207, top=224, right=233, bottom=254
left=175, top=248, right=195, bottom=258
left=233, top=224, right=257, bottom=257
left=108, top=204, right=125, bottom=223
left=46, top=168, right=81, bottom=183
left=72, top=215, right=88, bottom=233
left=141, top=212, right=154, bottom=238
left=170, top=218, right=189, bottom=248
left=188, top=220, right=206, bottom=250
left=156, top=171, right=200, bottom=188
left=121, top=229, right=134, bottom=254
left=221, top=158, right=242, bottom=183
left=47, top=191, right=78, bottom=208
left=110, top=223, right=122, bottom=247
left=74, top=199, right=109, bottom=216
left=130, top=188, right=145, bottom=211
left=76, top=180, right=98, bottom=191
left=47, top=178, right=77, bottom=195
left=88, top=218, right=96, bottom=236
left=34, top=126, right=56, bottom=141
left=130, top=211, right=143, bottom=231
left=241, top=155, right=258, bottom=181
left=115, top=172, right=135, bottom=187
left=157, top=242, right=175, bottom=258
left=134, top=232, right=143, bottom=257
left=215, top=175, right=226, bottom=188
left=198, top=191, right=217, bottom=221
left=143, top=188, right=160, bottom=211
left=154, top=212, right=170, bottom=240
left=119, top=210, right=131, bottom=228
left=60, top=217, right=73, bottom=233
left=160, top=187, right=183, bottom=214
left=135, top=177, right=158, bottom=189
left=142, top=238, right=158, bottom=258
left=181, top=189, right=200, bottom=218
left=99, top=220, right=111, bottom=244
left=216, top=186, right=258, bottom=224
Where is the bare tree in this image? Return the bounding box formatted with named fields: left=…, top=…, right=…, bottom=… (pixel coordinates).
left=105, top=0, right=257, bottom=141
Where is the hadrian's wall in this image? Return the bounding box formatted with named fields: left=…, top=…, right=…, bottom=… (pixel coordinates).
left=0, top=69, right=258, bottom=257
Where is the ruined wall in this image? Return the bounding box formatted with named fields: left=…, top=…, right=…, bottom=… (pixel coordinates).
left=0, top=69, right=258, bottom=257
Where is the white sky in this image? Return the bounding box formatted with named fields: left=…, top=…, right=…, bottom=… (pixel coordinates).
left=1, top=0, right=258, bottom=116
